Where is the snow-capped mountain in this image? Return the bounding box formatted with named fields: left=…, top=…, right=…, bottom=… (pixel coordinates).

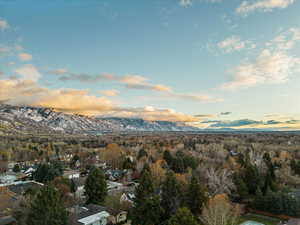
left=0, top=104, right=199, bottom=134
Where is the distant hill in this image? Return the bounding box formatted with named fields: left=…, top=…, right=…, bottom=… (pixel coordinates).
left=0, top=104, right=199, bottom=135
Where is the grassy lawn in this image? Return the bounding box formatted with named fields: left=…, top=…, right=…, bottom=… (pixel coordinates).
left=239, top=213, right=281, bottom=225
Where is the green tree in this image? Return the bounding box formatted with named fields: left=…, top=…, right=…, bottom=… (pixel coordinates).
left=168, top=207, right=199, bottom=225
left=26, top=185, right=68, bottom=225
left=163, top=150, right=173, bottom=166
left=243, top=164, right=262, bottom=195
left=234, top=174, right=249, bottom=200
left=186, top=175, right=207, bottom=215
left=33, top=162, right=63, bottom=183
left=132, top=165, right=156, bottom=225
left=13, top=164, right=21, bottom=173
left=84, top=167, right=107, bottom=204
left=161, top=170, right=182, bottom=220
left=70, top=154, right=80, bottom=169
left=122, top=157, right=136, bottom=170
left=137, top=149, right=148, bottom=160
left=132, top=196, right=164, bottom=225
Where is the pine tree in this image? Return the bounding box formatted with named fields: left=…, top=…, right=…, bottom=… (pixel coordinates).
left=132, top=165, right=158, bottom=225
left=244, top=164, right=261, bottom=195
left=252, top=187, right=264, bottom=210
left=26, top=185, right=68, bottom=225
left=186, top=175, right=207, bottom=215
left=163, top=150, right=173, bottom=166
left=161, top=170, right=181, bottom=220
left=84, top=167, right=107, bottom=204
left=133, top=196, right=164, bottom=225
left=167, top=207, right=199, bottom=225
left=234, top=174, right=249, bottom=200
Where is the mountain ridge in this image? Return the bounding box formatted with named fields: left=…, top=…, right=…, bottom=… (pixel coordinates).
left=0, top=104, right=199, bottom=134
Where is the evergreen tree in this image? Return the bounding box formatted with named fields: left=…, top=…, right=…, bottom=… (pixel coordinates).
left=262, top=171, right=277, bottom=195
left=167, top=207, right=199, bottom=225
left=234, top=174, right=249, bottom=200
left=137, top=149, right=148, bottom=160
left=33, top=162, right=64, bottom=183
left=243, top=164, right=262, bottom=195
left=163, top=150, right=173, bottom=167
left=84, top=167, right=107, bottom=204
left=161, top=170, right=181, bottom=220
left=122, top=157, right=136, bottom=170
left=252, top=187, right=264, bottom=210
left=186, top=175, right=207, bottom=216
left=13, top=164, right=21, bottom=173
left=70, top=154, right=80, bottom=169
left=70, top=179, right=77, bottom=193
left=26, top=185, right=68, bottom=225
left=132, top=165, right=157, bottom=225
left=132, top=196, right=164, bottom=225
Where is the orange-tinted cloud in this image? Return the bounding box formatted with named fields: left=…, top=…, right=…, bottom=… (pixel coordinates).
left=18, top=53, right=32, bottom=61
left=100, top=89, right=120, bottom=97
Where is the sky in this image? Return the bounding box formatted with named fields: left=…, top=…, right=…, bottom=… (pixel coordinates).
left=0, top=0, right=300, bottom=130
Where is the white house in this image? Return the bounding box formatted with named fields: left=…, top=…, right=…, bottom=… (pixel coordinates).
left=64, top=170, right=80, bottom=179
left=71, top=204, right=127, bottom=225
left=73, top=205, right=110, bottom=225
left=120, top=192, right=135, bottom=205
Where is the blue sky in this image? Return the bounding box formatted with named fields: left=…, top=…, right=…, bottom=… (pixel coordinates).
left=1, top=0, right=300, bottom=130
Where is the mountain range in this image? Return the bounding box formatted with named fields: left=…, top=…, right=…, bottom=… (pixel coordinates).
left=0, top=104, right=199, bottom=135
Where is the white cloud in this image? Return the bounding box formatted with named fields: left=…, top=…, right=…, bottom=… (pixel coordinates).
left=221, top=27, right=300, bottom=90
left=218, top=36, right=255, bottom=53
left=100, top=89, right=120, bottom=97
left=167, top=92, right=223, bottom=103
left=237, top=0, right=295, bottom=14
left=270, top=28, right=300, bottom=50
left=18, top=53, right=33, bottom=61
left=105, top=106, right=200, bottom=122
left=0, top=76, right=201, bottom=121
left=180, top=0, right=193, bottom=7
left=14, top=64, right=41, bottom=81
left=0, top=46, right=10, bottom=56
left=221, top=49, right=300, bottom=90
left=179, top=0, right=223, bottom=7
left=0, top=19, right=8, bottom=30
left=48, top=68, right=68, bottom=75
left=0, top=44, right=24, bottom=58
left=57, top=72, right=221, bottom=102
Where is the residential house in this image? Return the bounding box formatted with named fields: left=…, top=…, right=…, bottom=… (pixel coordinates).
left=105, top=207, right=127, bottom=224
left=0, top=175, right=17, bottom=185
left=107, top=181, right=123, bottom=191
left=6, top=181, right=43, bottom=196
left=0, top=180, right=43, bottom=216
left=105, top=170, right=126, bottom=181
left=286, top=219, right=300, bottom=225
left=72, top=177, right=86, bottom=199
left=64, top=170, right=80, bottom=179
left=0, top=186, right=18, bottom=217
left=120, top=192, right=135, bottom=205
left=0, top=216, right=16, bottom=225
left=70, top=204, right=127, bottom=225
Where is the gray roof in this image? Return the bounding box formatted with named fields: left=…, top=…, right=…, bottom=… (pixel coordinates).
left=7, top=181, right=42, bottom=195
left=74, top=204, right=123, bottom=221
left=0, top=216, right=16, bottom=225
left=288, top=219, right=300, bottom=225
left=72, top=177, right=86, bottom=187
left=76, top=204, right=107, bottom=220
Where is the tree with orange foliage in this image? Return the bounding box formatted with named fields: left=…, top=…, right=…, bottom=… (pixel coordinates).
left=201, top=194, right=241, bottom=225
left=101, top=143, right=124, bottom=169
left=150, top=160, right=166, bottom=187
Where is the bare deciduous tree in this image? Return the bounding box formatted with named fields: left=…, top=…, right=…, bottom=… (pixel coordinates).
left=206, top=167, right=235, bottom=196
left=201, top=194, right=241, bottom=225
